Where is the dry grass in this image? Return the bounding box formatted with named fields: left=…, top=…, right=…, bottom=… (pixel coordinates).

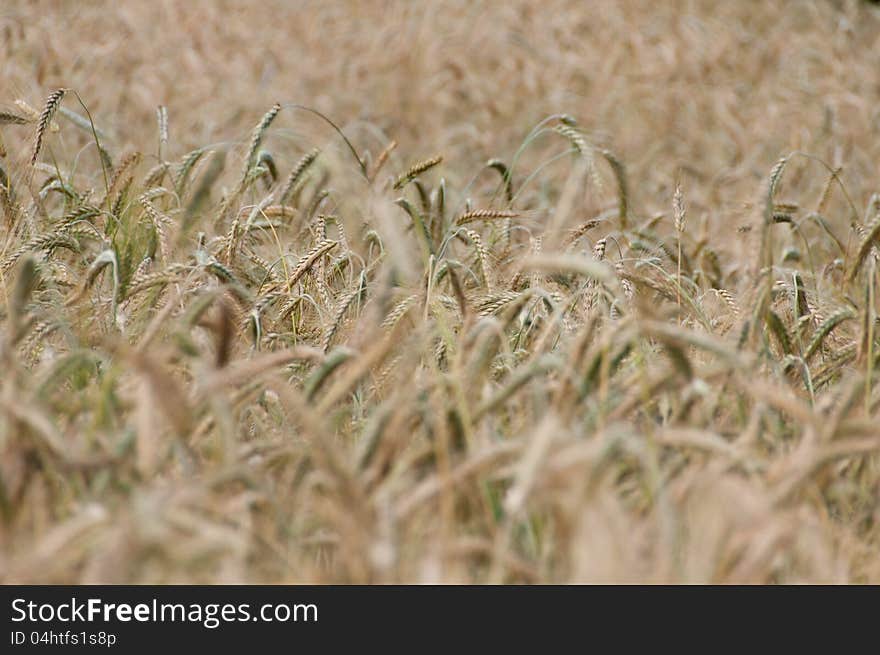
left=0, top=0, right=879, bottom=583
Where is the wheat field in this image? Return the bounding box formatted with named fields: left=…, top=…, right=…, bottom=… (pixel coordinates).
left=0, top=0, right=879, bottom=583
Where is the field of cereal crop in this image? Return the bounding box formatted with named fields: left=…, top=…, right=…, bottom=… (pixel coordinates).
left=0, top=1, right=879, bottom=583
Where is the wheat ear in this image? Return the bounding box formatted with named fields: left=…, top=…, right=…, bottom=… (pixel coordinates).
left=31, top=88, right=68, bottom=165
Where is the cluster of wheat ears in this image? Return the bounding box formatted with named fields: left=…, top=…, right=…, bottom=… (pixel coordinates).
left=0, top=78, right=877, bottom=583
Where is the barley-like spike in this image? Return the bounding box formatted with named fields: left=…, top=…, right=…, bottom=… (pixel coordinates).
left=673, top=183, right=686, bottom=234
left=616, top=262, right=635, bottom=300
left=555, top=124, right=589, bottom=155
left=393, top=156, right=442, bottom=190
left=335, top=217, right=350, bottom=252
left=246, top=250, right=281, bottom=286
left=14, top=99, right=40, bottom=121
left=19, top=320, right=59, bottom=359
left=812, top=342, right=858, bottom=387
left=600, top=148, right=628, bottom=229
left=0, top=183, right=20, bottom=228
left=0, top=111, right=31, bottom=125
left=279, top=148, right=320, bottom=205
left=296, top=183, right=326, bottom=220
left=110, top=178, right=133, bottom=219
left=157, top=105, right=168, bottom=148
left=804, top=308, right=856, bottom=360
left=282, top=240, right=338, bottom=292
left=767, top=156, right=788, bottom=205
left=126, top=271, right=174, bottom=298
left=175, top=147, right=207, bottom=195
left=309, top=219, right=333, bottom=307
left=251, top=284, right=282, bottom=313
left=455, top=209, right=518, bottom=226
left=31, top=88, right=68, bottom=165
left=370, top=140, right=397, bottom=182
left=143, top=162, right=169, bottom=188
left=139, top=195, right=173, bottom=262
left=381, top=293, right=419, bottom=330
left=848, top=213, right=880, bottom=281
left=465, top=228, right=491, bottom=290
left=477, top=290, right=521, bottom=317
left=240, top=103, right=282, bottom=190
left=323, top=272, right=367, bottom=351
left=564, top=220, right=601, bottom=247
left=206, top=260, right=240, bottom=286
left=224, top=214, right=241, bottom=265
left=773, top=202, right=799, bottom=214
left=2, top=231, right=80, bottom=273
left=766, top=310, right=792, bottom=355
left=315, top=270, right=332, bottom=311
left=131, top=256, right=153, bottom=284
left=314, top=214, right=328, bottom=242
left=104, top=152, right=142, bottom=203
left=262, top=205, right=298, bottom=221
left=276, top=293, right=301, bottom=322
left=815, top=167, right=840, bottom=214
left=714, top=288, right=740, bottom=318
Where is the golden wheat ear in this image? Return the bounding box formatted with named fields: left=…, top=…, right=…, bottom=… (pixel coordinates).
left=279, top=148, right=320, bottom=205
left=369, top=140, right=397, bottom=182
left=393, top=156, right=442, bottom=190
left=31, top=88, right=68, bottom=165
left=455, top=209, right=518, bottom=227
left=237, top=102, right=282, bottom=192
